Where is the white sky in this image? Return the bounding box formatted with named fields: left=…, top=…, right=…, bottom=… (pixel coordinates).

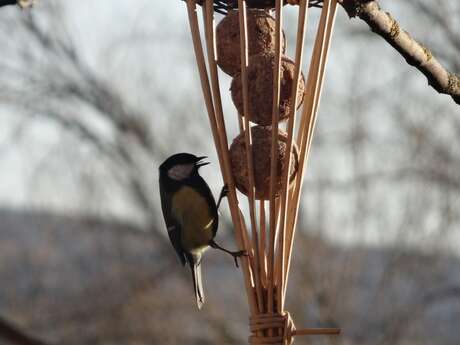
left=0, top=1, right=459, bottom=254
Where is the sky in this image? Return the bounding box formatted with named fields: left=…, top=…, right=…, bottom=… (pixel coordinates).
left=0, top=0, right=459, bottom=254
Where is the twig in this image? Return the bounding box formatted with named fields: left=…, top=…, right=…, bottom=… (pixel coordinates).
left=186, top=0, right=258, bottom=314
left=267, top=0, right=283, bottom=316
left=0, top=0, right=35, bottom=8
left=0, top=316, right=52, bottom=345
left=339, top=0, right=460, bottom=105
left=277, top=0, right=309, bottom=311
left=236, top=0, right=265, bottom=313
left=285, top=0, right=337, bottom=300
left=0, top=0, right=15, bottom=7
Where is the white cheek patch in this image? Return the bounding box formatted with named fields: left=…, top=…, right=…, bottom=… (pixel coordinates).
left=168, top=164, right=194, bottom=181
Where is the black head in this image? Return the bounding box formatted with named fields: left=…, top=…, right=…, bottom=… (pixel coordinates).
left=159, top=153, right=210, bottom=181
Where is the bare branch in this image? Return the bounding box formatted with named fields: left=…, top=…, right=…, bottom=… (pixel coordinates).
left=0, top=0, right=35, bottom=8
left=339, top=0, right=460, bottom=105
left=0, top=0, right=16, bottom=7
left=0, top=316, right=52, bottom=345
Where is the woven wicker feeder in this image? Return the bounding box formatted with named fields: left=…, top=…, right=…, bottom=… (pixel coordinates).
left=184, top=0, right=340, bottom=343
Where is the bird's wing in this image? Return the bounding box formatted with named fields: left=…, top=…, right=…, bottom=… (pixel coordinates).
left=194, top=175, right=219, bottom=237
left=160, top=182, right=186, bottom=266
left=167, top=225, right=186, bottom=266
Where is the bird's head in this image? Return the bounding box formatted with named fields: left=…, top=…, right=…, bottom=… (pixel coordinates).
left=159, top=153, right=210, bottom=181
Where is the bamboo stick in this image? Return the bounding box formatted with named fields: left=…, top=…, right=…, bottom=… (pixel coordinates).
left=276, top=0, right=309, bottom=312
left=272, top=195, right=282, bottom=283
left=239, top=210, right=257, bottom=286
left=295, top=0, right=330, bottom=155
left=283, top=5, right=331, bottom=286
left=267, top=0, right=284, bottom=316
left=202, top=3, right=236, bottom=195
left=286, top=0, right=332, bottom=252
left=305, top=1, right=337, bottom=153
left=186, top=0, right=257, bottom=314
left=238, top=111, right=246, bottom=133
left=288, top=0, right=337, bottom=267
left=237, top=0, right=265, bottom=314
left=293, top=328, right=341, bottom=336
left=285, top=0, right=335, bottom=282
left=283, top=0, right=338, bottom=300
left=201, top=3, right=258, bottom=293
left=259, top=200, right=267, bottom=288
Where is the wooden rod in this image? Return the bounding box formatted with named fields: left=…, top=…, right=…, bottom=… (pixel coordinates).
left=305, top=1, right=338, bottom=154
left=272, top=195, right=282, bottom=291
left=293, top=328, right=341, bottom=336
left=284, top=0, right=338, bottom=300
left=288, top=0, right=338, bottom=266
left=276, top=0, right=309, bottom=311
left=237, top=0, right=265, bottom=314
left=285, top=3, right=331, bottom=270
left=286, top=0, right=332, bottom=255
left=259, top=200, right=267, bottom=288
left=186, top=0, right=257, bottom=314
left=285, top=0, right=336, bottom=287
left=239, top=210, right=257, bottom=286
left=201, top=4, right=259, bottom=303
left=267, top=0, right=284, bottom=316
left=238, top=111, right=246, bottom=133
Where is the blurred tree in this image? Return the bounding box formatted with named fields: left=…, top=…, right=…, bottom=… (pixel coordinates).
left=0, top=1, right=458, bottom=345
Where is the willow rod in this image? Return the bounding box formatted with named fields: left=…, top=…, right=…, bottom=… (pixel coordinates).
left=202, top=1, right=260, bottom=305
left=285, top=0, right=336, bottom=288
left=267, top=0, right=284, bottom=316
left=237, top=0, right=265, bottom=313
left=186, top=0, right=257, bottom=314
left=259, top=200, right=267, bottom=288
left=293, top=328, right=341, bottom=335
left=288, top=0, right=338, bottom=260
left=276, top=0, right=309, bottom=312
left=284, top=0, right=331, bottom=273
left=304, top=1, right=338, bottom=154
left=284, top=0, right=338, bottom=299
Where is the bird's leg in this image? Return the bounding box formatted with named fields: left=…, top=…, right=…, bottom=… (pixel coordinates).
left=209, top=240, right=247, bottom=268
left=216, top=184, right=229, bottom=210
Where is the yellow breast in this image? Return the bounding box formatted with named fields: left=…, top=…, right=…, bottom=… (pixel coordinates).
left=171, top=186, right=215, bottom=252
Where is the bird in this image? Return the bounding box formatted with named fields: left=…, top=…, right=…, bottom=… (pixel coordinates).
left=159, top=152, right=246, bottom=309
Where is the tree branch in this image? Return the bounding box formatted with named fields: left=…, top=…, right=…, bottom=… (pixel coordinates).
left=0, top=0, right=34, bottom=8
left=0, top=316, right=52, bottom=345
left=339, top=0, right=460, bottom=105
left=0, top=0, right=15, bottom=7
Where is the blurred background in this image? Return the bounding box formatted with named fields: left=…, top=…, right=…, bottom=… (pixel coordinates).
left=0, top=1, right=459, bottom=344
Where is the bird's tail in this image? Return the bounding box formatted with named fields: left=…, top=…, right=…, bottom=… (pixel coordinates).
left=189, top=260, right=205, bottom=310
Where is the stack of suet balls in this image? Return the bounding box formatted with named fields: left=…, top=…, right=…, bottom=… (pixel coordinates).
left=215, top=6, right=304, bottom=199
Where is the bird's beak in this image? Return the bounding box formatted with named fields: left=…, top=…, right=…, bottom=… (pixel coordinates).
left=195, top=156, right=210, bottom=168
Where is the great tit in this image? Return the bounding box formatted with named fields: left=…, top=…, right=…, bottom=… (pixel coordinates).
left=159, top=152, right=246, bottom=309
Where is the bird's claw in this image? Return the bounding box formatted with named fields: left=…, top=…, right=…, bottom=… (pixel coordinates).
left=216, top=184, right=229, bottom=210
left=220, top=184, right=229, bottom=198
left=232, top=250, right=248, bottom=268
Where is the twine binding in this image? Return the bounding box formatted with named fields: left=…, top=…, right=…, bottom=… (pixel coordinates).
left=249, top=312, right=295, bottom=345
